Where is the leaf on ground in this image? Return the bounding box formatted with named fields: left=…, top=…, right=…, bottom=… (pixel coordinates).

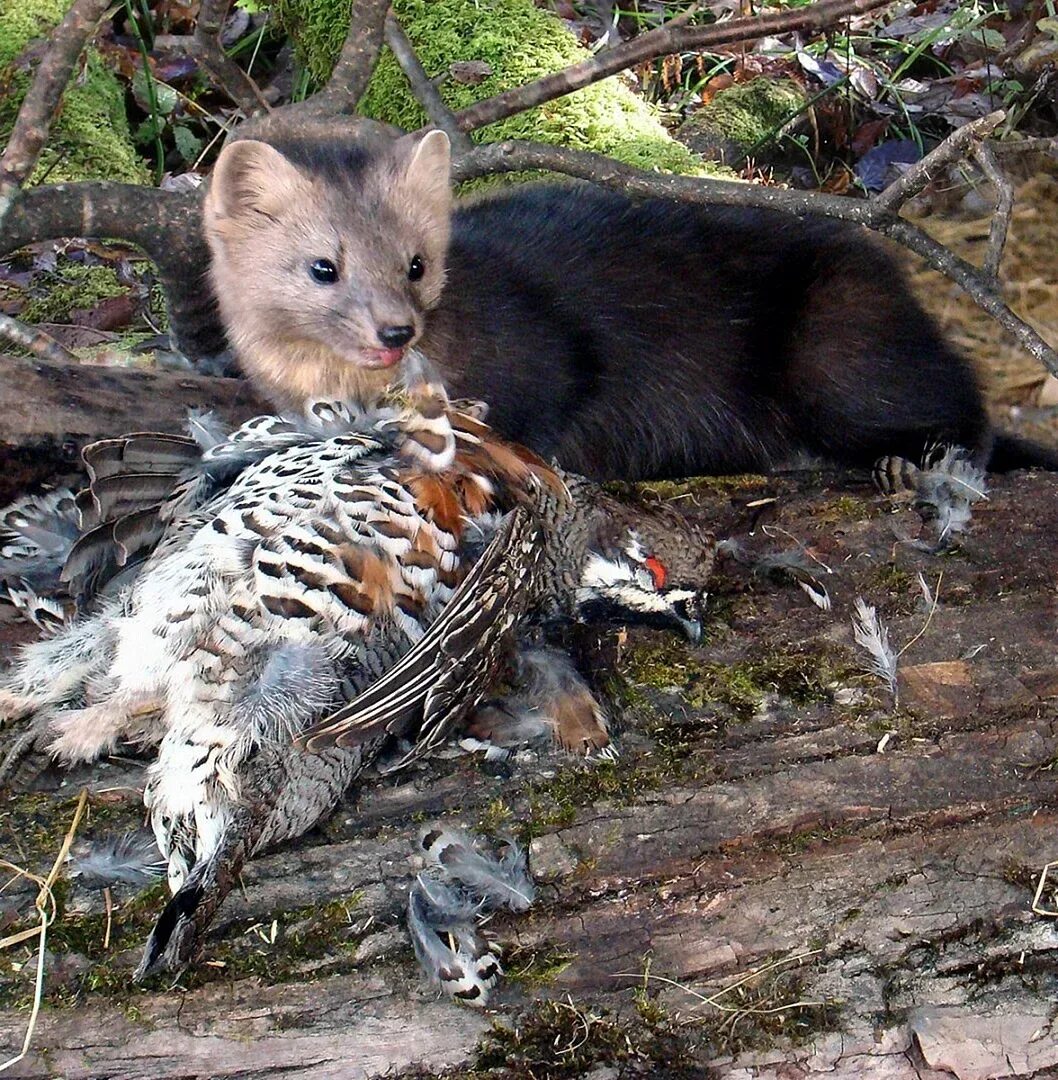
left=70, top=293, right=140, bottom=331
left=855, top=139, right=921, bottom=190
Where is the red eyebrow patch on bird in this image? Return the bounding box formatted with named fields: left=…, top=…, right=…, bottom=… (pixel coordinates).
left=644, top=555, right=667, bottom=589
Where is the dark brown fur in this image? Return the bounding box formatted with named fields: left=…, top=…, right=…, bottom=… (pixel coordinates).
left=204, top=129, right=1056, bottom=481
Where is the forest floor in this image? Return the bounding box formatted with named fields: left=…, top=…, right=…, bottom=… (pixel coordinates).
left=0, top=456, right=1056, bottom=1078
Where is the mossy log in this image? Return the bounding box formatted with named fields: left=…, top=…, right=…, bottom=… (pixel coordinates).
left=1, top=461, right=1057, bottom=1077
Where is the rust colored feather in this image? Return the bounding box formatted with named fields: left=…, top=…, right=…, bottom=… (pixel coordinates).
left=404, top=474, right=464, bottom=538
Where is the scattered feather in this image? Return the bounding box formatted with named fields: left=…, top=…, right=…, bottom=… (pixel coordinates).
left=68, top=832, right=165, bottom=889
left=407, top=824, right=536, bottom=1005
left=851, top=598, right=898, bottom=703
left=719, top=539, right=831, bottom=610
left=877, top=445, right=988, bottom=548
left=798, top=578, right=832, bottom=611
left=420, top=826, right=535, bottom=912
left=0, top=488, right=81, bottom=626
left=407, top=874, right=500, bottom=1007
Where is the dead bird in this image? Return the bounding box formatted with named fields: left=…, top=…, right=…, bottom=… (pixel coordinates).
left=203, top=126, right=1058, bottom=482
left=0, top=352, right=713, bottom=978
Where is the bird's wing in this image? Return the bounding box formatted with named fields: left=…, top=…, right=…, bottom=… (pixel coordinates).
left=61, top=433, right=202, bottom=605
left=298, top=506, right=543, bottom=761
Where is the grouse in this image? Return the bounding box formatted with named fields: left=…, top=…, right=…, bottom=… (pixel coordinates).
left=0, top=353, right=713, bottom=977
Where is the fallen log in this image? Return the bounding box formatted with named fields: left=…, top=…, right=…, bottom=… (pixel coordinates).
left=0, top=355, right=263, bottom=502
left=0, top=466, right=1056, bottom=1078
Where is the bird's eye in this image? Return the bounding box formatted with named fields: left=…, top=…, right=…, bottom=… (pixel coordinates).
left=309, top=258, right=339, bottom=285
left=408, top=255, right=425, bottom=282
left=644, top=555, right=667, bottom=590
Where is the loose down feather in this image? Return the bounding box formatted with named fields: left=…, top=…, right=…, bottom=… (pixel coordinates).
left=69, top=832, right=166, bottom=889
left=419, top=826, right=535, bottom=913
left=406, top=874, right=502, bottom=1006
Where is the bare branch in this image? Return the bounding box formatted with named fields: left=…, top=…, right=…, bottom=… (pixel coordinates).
left=0, top=0, right=111, bottom=215
left=989, top=135, right=1058, bottom=158
left=884, top=217, right=1056, bottom=375
left=324, top=0, right=391, bottom=109
left=0, top=182, right=227, bottom=359
left=191, top=0, right=271, bottom=116
left=873, top=111, right=1004, bottom=212
left=452, top=138, right=1058, bottom=379
left=0, top=313, right=79, bottom=365
left=384, top=14, right=473, bottom=155
left=972, top=142, right=1014, bottom=282
left=450, top=0, right=896, bottom=135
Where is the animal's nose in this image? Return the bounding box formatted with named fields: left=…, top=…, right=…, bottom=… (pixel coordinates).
left=378, top=325, right=415, bottom=348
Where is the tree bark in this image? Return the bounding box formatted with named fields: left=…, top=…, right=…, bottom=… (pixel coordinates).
left=0, top=355, right=263, bottom=501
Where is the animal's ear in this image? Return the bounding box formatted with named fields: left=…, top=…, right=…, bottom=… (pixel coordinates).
left=397, top=130, right=452, bottom=216
left=208, top=140, right=310, bottom=222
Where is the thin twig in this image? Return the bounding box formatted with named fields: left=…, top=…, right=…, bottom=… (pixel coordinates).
left=1032, top=860, right=1058, bottom=917
left=450, top=0, right=895, bottom=134
left=972, top=142, right=1014, bottom=281
left=191, top=0, right=271, bottom=116
left=0, top=312, right=80, bottom=365
left=898, top=572, right=942, bottom=659
left=614, top=950, right=824, bottom=1013
left=873, top=111, right=1004, bottom=212
left=0, top=0, right=111, bottom=218
left=988, top=135, right=1058, bottom=158
left=0, top=790, right=88, bottom=1075
left=384, top=14, right=473, bottom=155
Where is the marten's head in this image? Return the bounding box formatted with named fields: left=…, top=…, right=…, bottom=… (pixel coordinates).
left=204, top=129, right=452, bottom=409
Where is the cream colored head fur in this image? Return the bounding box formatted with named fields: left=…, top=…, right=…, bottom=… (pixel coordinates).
left=204, top=130, right=452, bottom=410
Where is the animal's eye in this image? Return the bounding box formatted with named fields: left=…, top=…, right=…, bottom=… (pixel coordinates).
left=408, top=255, right=425, bottom=282
left=309, top=258, right=339, bottom=285
left=644, top=555, right=667, bottom=590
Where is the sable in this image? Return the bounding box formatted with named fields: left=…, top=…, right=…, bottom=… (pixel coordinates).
left=204, top=128, right=1058, bottom=483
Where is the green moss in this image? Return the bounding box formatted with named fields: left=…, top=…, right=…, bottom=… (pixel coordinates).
left=680, top=77, right=806, bottom=162
left=186, top=893, right=367, bottom=987
left=19, top=262, right=127, bottom=323
left=505, top=942, right=576, bottom=989
left=621, top=639, right=836, bottom=722
left=470, top=998, right=702, bottom=1078
left=812, top=494, right=874, bottom=526
left=525, top=754, right=680, bottom=835
left=628, top=473, right=771, bottom=501
left=275, top=0, right=713, bottom=178
left=476, top=797, right=514, bottom=837
left=0, top=0, right=148, bottom=183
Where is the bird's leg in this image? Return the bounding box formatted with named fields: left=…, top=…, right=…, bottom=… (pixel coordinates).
left=465, top=645, right=610, bottom=756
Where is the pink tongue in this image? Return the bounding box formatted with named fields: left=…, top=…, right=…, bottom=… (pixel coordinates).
left=377, top=347, right=404, bottom=367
